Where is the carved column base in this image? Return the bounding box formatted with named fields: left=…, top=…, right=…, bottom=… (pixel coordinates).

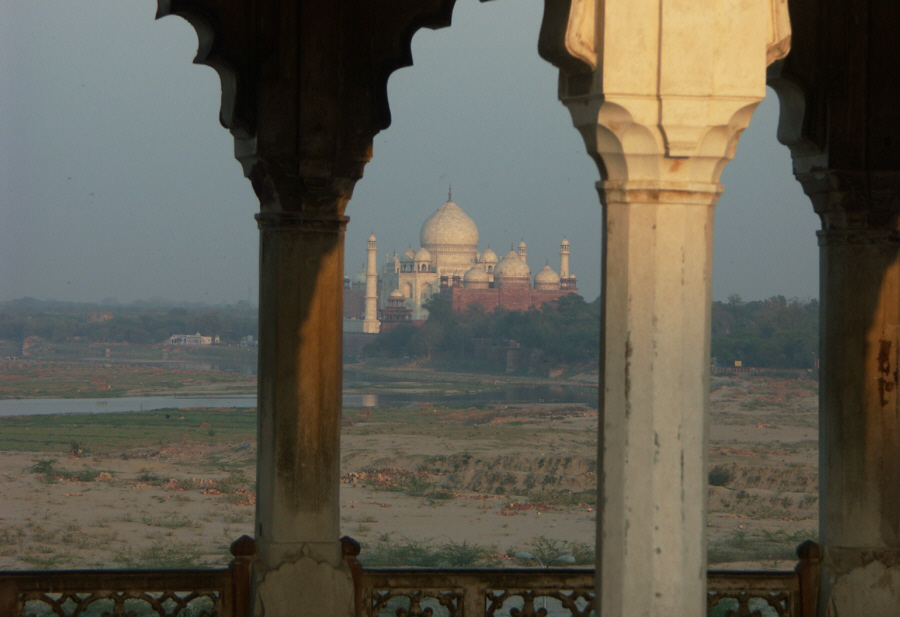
left=823, top=548, right=900, bottom=617
left=253, top=549, right=354, bottom=617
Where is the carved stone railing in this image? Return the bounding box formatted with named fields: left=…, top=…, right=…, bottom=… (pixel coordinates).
left=0, top=536, right=255, bottom=617
left=345, top=539, right=821, bottom=617
left=0, top=537, right=820, bottom=617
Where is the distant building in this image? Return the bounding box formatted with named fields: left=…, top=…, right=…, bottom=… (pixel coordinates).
left=344, top=195, right=577, bottom=332
left=167, top=332, right=218, bottom=345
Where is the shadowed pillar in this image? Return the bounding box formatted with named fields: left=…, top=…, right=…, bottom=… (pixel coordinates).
left=156, top=1, right=469, bottom=614
left=769, top=0, right=900, bottom=611
left=252, top=171, right=354, bottom=615
left=539, top=0, right=790, bottom=612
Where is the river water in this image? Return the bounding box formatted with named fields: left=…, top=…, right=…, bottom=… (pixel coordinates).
left=0, top=384, right=597, bottom=417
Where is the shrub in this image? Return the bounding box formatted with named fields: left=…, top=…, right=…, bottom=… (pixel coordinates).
left=709, top=465, right=736, bottom=487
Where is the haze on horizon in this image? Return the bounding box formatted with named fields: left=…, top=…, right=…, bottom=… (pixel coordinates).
left=0, top=1, right=819, bottom=307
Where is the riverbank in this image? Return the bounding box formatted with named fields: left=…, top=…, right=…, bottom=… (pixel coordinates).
left=0, top=355, right=598, bottom=400
left=0, top=374, right=819, bottom=571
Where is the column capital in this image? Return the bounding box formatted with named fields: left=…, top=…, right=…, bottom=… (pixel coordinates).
left=600, top=179, right=723, bottom=207
left=796, top=169, right=900, bottom=235
left=255, top=212, right=349, bottom=234
left=540, top=0, right=791, bottom=188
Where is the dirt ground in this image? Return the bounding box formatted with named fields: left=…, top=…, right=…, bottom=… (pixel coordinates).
left=0, top=375, right=819, bottom=571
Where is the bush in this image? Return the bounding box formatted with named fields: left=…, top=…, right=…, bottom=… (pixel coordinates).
left=709, top=465, right=736, bottom=487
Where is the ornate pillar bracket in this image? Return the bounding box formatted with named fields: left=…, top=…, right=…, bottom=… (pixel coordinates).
left=539, top=1, right=789, bottom=615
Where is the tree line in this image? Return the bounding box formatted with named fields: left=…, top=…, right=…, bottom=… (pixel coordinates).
left=711, top=294, right=818, bottom=369
left=367, top=294, right=601, bottom=369
left=0, top=294, right=820, bottom=369
left=0, top=298, right=257, bottom=346
left=369, top=293, right=820, bottom=370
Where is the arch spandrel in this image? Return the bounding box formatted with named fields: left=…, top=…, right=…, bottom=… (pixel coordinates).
left=156, top=1, right=255, bottom=139
left=157, top=0, right=498, bottom=201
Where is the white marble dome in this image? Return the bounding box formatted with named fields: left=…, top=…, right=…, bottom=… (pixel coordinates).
left=389, top=288, right=404, bottom=299
left=481, top=248, right=499, bottom=264
left=400, top=248, right=415, bottom=262
left=463, top=266, right=491, bottom=285
left=495, top=250, right=531, bottom=280
left=420, top=200, right=479, bottom=250
left=534, top=264, right=561, bottom=289
left=414, top=247, right=432, bottom=262
left=351, top=267, right=366, bottom=285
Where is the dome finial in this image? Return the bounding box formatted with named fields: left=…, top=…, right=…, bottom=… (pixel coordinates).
left=448, top=184, right=452, bottom=202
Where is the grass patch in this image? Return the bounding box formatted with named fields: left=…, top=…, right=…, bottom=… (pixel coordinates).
left=113, top=541, right=210, bottom=568
left=29, top=459, right=101, bottom=483
left=708, top=528, right=817, bottom=565
left=360, top=536, right=496, bottom=568
left=517, top=536, right=595, bottom=566
left=0, top=408, right=257, bottom=453
left=140, top=513, right=198, bottom=529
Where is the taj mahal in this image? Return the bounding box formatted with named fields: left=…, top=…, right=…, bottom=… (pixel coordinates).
left=345, top=194, right=576, bottom=333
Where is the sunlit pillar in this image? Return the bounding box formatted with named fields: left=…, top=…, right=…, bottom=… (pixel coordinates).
left=538, top=0, right=790, bottom=612
left=597, top=179, right=718, bottom=614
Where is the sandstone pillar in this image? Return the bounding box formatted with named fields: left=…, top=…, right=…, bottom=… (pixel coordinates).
left=252, top=172, right=354, bottom=617
left=538, top=0, right=790, bottom=613
left=798, top=172, right=900, bottom=615
left=155, top=2, right=465, bottom=614
left=766, top=0, right=900, bottom=610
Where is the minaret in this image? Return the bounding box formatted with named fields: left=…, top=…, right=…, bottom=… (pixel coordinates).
left=517, top=239, right=527, bottom=260
left=363, top=234, right=380, bottom=333
left=560, top=237, right=570, bottom=279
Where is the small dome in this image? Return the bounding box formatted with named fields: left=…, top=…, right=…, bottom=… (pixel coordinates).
left=400, top=248, right=415, bottom=263
left=352, top=268, right=366, bottom=285
left=463, top=267, right=490, bottom=283
left=420, top=200, right=479, bottom=249
left=561, top=237, right=570, bottom=246
left=535, top=264, right=560, bottom=288
left=389, top=289, right=404, bottom=299
left=414, top=247, right=432, bottom=262
left=368, top=233, right=377, bottom=242
left=481, top=248, right=499, bottom=264
left=495, top=250, right=531, bottom=280
left=518, top=240, right=527, bottom=251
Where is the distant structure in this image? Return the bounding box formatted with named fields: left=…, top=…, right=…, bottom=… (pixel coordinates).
left=167, top=332, right=218, bottom=345
left=344, top=195, right=576, bottom=330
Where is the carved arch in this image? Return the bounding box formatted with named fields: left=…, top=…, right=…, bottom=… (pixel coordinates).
left=155, top=1, right=253, bottom=139
left=157, top=0, right=505, bottom=143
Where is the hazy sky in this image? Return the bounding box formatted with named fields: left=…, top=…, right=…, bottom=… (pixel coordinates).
left=0, top=0, right=820, bottom=305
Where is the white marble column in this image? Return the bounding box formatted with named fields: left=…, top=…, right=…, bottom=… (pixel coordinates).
left=538, top=0, right=791, bottom=613
left=364, top=234, right=380, bottom=333
left=598, top=179, right=719, bottom=614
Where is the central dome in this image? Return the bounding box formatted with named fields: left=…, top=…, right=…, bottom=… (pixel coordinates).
left=420, top=200, right=479, bottom=250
